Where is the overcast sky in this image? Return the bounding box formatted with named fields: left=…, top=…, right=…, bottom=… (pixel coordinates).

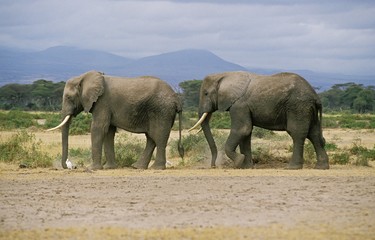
left=1, top=0, right=374, bottom=75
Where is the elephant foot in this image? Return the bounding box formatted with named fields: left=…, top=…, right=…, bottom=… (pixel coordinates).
left=285, top=163, right=303, bottom=170
left=103, top=162, right=117, bottom=169
left=314, top=162, right=329, bottom=170
left=89, top=163, right=103, bottom=170
left=233, top=155, right=245, bottom=169
left=150, top=162, right=166, bottom=170
left=241, top=161, right=254, bottom=169
left=131, top=161, right=148, bottom=170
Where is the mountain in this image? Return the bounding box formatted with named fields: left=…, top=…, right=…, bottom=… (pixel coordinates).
left=0, top=46, right=373, bottom=89
left=113, top=49, right=247, bottom=85
left=0, top=46, right=133, bottom=85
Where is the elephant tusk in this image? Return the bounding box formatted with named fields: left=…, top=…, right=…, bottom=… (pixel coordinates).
left=188, top=112, right=208, bottom=132
left=46, top=115, right=71, bottom=131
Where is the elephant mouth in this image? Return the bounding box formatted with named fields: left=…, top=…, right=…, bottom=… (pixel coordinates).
left=46, top=115, right=71, bottom=131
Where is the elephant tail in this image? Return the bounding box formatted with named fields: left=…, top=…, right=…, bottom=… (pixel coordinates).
left=177, top=109, right=185, bottom=159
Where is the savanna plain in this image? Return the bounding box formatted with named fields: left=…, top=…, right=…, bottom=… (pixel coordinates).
left=1, top=122, right=375, bottom=239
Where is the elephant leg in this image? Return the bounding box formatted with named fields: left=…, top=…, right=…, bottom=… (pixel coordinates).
left=286, top=126, right=309, bottom=169
left=308, top=125, right=329, bottom=169
left=287, top=134, right=305, bottom=169
left=226, top=106, right=252, bottom=169
left=103, top=125, right=117, bottom=169
left=150, top=143, right=167, bottom=170
left=239, top=134, right=253, bottom=169
left=90, top=123, right=107, bottom=170
left=132, top=135, right=156, bottom=169
left=285, top=111, right=310, bottom=169
left=150, top=127, right=171, bottom=170
left=150, top=134, right=169, bottom=170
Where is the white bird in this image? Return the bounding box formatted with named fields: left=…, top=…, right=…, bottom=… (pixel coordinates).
left=66, top=159, right=73, bottom=169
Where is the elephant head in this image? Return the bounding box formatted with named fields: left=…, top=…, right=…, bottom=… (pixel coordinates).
left=189, top=72, right=251, bottom=167
left=47, top=71, right=104, bottom=168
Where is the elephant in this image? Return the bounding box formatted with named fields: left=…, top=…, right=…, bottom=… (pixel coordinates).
left=48, top=70, right=184, bottom=170
left=189, top=71, right=329, bottom=170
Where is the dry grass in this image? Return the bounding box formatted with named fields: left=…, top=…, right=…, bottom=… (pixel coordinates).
left=2, top=224, right=371, bottom=240
left=1, top=128, right=374, bottom=168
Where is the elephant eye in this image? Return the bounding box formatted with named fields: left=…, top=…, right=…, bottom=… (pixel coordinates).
left=204, top=91, right=208, bottom=96
left=65, top=95, right=73, bottom=102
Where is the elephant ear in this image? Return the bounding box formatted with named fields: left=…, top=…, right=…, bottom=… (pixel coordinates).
left=80, top=71, right=105, bottom=112
left=217, top=72, right=251, bottom=111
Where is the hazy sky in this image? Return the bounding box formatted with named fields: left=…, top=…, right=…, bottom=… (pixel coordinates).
left=1, top=0, right=374, bottom=75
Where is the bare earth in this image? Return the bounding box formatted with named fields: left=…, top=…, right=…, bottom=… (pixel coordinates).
left=0, top=129, right=375, bottom=239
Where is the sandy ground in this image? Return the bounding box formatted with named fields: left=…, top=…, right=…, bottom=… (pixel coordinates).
left=0, top=129, right=375, bottom=239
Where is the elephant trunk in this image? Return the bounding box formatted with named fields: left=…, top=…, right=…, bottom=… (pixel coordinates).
left=61, top=117, right=72, bottom=169
left=201, top=113, right=217, bottom=168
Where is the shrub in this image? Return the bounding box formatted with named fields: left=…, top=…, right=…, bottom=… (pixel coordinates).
left=210, top=112, right=231, bottom=129
left=43, top=113, right=61, bottom=129
left=0, top=110, right=35, bottom=129
left=0, top=131, right=53, bottom=167
left=286, top=141, right=338, bottom=166
left=349, top=143, right=375, bottom=166
left=322, top=114, right=375, bottom=129
left=69, top=113, right=92, bottom=135
left=331, top=152, right=350, bottom=165
left=68, top=147, right=92, bottom=167
left=65, top=134, right=146, bottom=168
left=252, top=146, right=288, bottom=167
left=114, top=134, right=145, bottom=167
left=325, top=142, right=338, bottom=151
left=252, top=127, right=275, bottom=139
left=170, top=130, right=227, bottom=166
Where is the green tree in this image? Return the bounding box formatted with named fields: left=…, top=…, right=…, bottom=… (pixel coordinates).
left=319, top=82, right=375, bottom=113
left=179, top=80, right=202, bottom=110
left=0, top=84, right=31, bottom=109
left=0, top=79, right=65, bottom=111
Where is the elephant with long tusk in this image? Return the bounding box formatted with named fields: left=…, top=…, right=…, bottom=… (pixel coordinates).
left=47, top=71, right=184, bottom=170
left=190, top=71, right=329, bottom=170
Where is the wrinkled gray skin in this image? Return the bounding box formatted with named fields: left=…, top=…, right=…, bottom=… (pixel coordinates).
left=59, top=71, right=183, bottom=170
left=197, top=71, right=329, bottom=169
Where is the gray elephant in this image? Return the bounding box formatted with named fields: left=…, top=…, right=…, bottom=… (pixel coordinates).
left=189, top=71, right=329, bottom=169
left=48, top=70, right=184, bottom=170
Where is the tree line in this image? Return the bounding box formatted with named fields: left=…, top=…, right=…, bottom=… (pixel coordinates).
left=0, top=80, right=65, bottom=111
left=0, top=79, right=374, bottom=113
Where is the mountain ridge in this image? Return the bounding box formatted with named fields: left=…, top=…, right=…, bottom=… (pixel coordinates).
left=0, top=46, right=373, bottom=89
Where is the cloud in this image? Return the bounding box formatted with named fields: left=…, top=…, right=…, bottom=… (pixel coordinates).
left=0, top=0, right=374, bottom=75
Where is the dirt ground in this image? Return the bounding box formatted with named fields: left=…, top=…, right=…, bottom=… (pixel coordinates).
left=0, top=129, right=375, bottom=239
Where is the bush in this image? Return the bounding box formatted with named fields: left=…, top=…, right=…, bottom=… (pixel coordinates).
left=252, top=146, right=288, bottom=167
left=252, top=127, right=275, bottom=139
left=68, top=147, right=92, bottom=167
left=331, top=152, right=350, bottom=165
left=322, top=114, right=375, bottom=129
left=170, top=130, right=227, bottom=166
left=43, top=113, right=61, bottom=129
left=287, top=141, right=337, bottom=166
left=114, top=134, right=145, bottom=167
left=349, top=143, right=375, bottom=166
left=65, top=134, right=146, bottom=168
left=0, top=110, right=35, bottom=129
left=210, top=112, right=231, bottom=129
left=325, top=142, right=338, bottom=151
left=69, top=113, right=92, bottom=135
left=0, top=131, right=53, bottom=167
